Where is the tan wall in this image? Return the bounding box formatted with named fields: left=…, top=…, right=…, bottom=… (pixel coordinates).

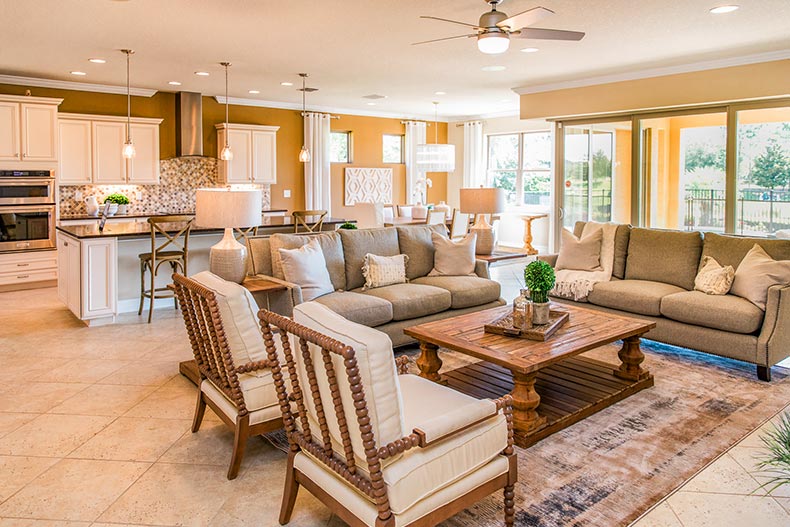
left=613, top=128, right=632, bottom=224
left=520, top=59, right=790, bottom=120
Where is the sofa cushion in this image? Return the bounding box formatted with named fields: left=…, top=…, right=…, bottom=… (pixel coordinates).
left=357, top=283, right=451, bottom=321
left=573, top=221, right=631, bottom=279
left=588, top=279, right=686, bottom=316
left=624, top=228, right=703, bottom=290
left=269, top=232, right=346, bottom=291
left=313, top=291, right=393, bottom=327
left=278, top=238, right=335, bottom=302
left=340, top=228, right=401, bottom=290
left=701, top=232, right=790, bottom=270
left=660, top=291, right=764, bottom=334
left=396, top=224, right=447, bottom=279
left=412, top=276, right=501, bottom=309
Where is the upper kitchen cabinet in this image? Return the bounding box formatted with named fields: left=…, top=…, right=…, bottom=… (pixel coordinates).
left=0, top=95, right=61, bottom=164
left=216, top=123, right=279, bottom=185
left=58, top=113, right=162, bottom=185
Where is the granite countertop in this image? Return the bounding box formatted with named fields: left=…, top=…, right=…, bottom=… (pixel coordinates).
left=59, top=209, right=287, bottom=221
left=56, top=216, right=352, bottom=239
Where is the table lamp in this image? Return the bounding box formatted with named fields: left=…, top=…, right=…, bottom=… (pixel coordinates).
left=460, top=187, right=506, bottom=255
left=195, top=188, right=261, bottom=283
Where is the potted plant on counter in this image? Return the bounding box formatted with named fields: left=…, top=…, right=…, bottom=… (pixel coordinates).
left=104, top=193, right=130, bottom=215
left=339, top=221, right=358, bottom=230
left=524, top=260, right=556, bottom=325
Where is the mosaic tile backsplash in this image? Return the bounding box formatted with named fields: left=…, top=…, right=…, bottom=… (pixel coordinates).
left=59, top=157, right=271, bottom=217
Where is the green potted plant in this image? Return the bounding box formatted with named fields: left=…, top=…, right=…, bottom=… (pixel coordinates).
left=757, top=412, right=790, bottom=494
left=339, top=221, right=358, bottom=230
left=524, top=260, right=556, bottom=324
left=104, top=193, right=130, bottom=215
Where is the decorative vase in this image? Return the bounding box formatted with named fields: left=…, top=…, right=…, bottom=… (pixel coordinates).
left=434, top=200, right=451, bottom=220
left=532, top=301, right=550, bottom=325
left=512, top=289, right=533, bottom=330
left=412, top=203, right=428, bottom=220
left=85, top=196, right=99, bottom=216
left=105, top=203, right=118, bottom=216
left=117, top=204, right=128, bottom=215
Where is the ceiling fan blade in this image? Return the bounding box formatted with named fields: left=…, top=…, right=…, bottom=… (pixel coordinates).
left=496, top=6, right=554, bottom=31
left=516, top=27, right=586, bottom=41
left=420, top=15, right=480, bottom=29
left=412, top=34, right=478, bottom=46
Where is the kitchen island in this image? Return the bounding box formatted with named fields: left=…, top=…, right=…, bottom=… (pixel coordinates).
left=56, top=216, right=350, bottom=325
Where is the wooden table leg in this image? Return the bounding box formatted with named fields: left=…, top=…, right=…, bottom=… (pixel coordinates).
left=511, top=371, right=547, bottom=433
left=614, top=335, right=650, bottom=381
left=416, top=341, right=443, bottom=383
left=521, top=217, right=538, bottom=256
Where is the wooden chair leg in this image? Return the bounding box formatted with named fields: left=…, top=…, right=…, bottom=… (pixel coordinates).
left=191, top=390, right=206, bottom=433
left=279, top=451, right=300, bottom=525
left=147, top=261, right=156, bottom=324
left=137, top=260, right=146, bottom=316
left=227, top=415, right=250, bottom=480
left=504, top=484, right=515, bottom=527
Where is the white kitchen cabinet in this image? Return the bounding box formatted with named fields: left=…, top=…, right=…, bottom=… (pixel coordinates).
left=57, top=232, right=117, bottom=323
left=216, top=123, right=279, bottom=185
left=0, top=102, right=21, bottom=161
left=58, top=119, right=93, bottom=184
left=0, top=95, right=61, bottom=165
left=127, top=123, right=160, bottom=184
left=0, top=249, right=58, bottom=290
left=57, top=234, right=80, bottom=315
left=93, top=121, right=127, bottom=184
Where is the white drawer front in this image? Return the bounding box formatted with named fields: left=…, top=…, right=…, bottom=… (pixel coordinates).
left=0, top=268, right=58, bottom=285
left=0, top=257, right=57, bottom=274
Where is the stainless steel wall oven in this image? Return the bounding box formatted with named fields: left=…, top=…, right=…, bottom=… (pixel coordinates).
left=0, top=170, right=56, bottom=252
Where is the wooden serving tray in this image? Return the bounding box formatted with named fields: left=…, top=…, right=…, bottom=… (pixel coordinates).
left=484, top=309, right=570, bottom=341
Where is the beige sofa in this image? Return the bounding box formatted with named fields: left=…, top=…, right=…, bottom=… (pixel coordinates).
left=541, top=222, right=790, bottom=381
left=247, top=225, right=505, bottom=346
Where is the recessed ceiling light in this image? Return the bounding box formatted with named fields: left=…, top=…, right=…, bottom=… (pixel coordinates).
left=710, top=5, right=739, bottom=13
left=366, top=102, right=377, bottom=106
left=70, top=71, right=87, bottom=76
left=481, top=65, right=506, bottom=72
left=168, top=81, right=181, bottom=86
left=280, top=81, right=293, bottom=86
left=434, top=91, right=446, bottom=95
left=248, top=90, right=260, bottom=94
left=88, top=58, right=106, bottom=64
left=194, top=71, right=210, bottom=76
left=521, top=47, right=539, bottom=53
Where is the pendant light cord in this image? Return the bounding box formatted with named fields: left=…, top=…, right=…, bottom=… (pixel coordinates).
left=222, top=62, right=230, bottom=148
left=125, top=50, right=131, bottom=142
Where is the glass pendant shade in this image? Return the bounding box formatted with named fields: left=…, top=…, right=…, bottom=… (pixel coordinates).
left=122, top=140, right=136, bottom=159
left=477, top=33, right=510, bottom=54
left=220, top=144, right=233, bottom=161
left=299, top=145, right=311, bottom=163
left=416, top=143, right=455, bottom=172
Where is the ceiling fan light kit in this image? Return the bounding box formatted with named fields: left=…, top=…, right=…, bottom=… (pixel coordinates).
left=478, top=31, right=510, bottom=54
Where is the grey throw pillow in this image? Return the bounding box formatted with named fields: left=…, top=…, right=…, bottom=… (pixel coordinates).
left=278, top=239, right=335, bottom=302
left=428, top=232, right=477, bottom=276
left=730, top=244, right=790, bottom=310
left=556, top=228, right=603, bottom=271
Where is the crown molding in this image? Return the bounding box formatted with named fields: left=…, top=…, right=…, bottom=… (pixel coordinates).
left=0, top=74, right=158, bottom=97
left=513, top=49, right=790, bottom=95
left=215, top=96, right=450, bottom=122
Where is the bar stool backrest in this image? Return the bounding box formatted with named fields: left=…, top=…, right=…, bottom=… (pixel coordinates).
left=292, top=210, right=327, bottom=233
left=147, top=215, right=194, bottom=259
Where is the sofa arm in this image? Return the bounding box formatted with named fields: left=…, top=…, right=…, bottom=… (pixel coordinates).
left=758, top=284, right=790, bottom=367
left=537, top=253, right=558, bottom=267
left=250, top=274, right=303, bottom=317
left=474, top=259, right=491, bottom=279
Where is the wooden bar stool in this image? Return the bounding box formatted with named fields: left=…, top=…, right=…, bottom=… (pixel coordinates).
left=138, top=215, right=194, bottom=323
left=291, top=209, right=327, bottom=233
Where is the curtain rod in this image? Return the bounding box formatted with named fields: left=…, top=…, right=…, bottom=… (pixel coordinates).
left=300, top=111, right=340, bottom=119
left=400, top=121, right=434, bottom=125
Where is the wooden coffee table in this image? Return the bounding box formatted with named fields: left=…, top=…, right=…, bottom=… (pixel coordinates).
left=404, top=304, right=656, bottom=447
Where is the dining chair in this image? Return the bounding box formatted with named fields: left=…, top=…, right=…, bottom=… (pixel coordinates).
left=138, top=215, right=194, bottom=323
left=425, top=210, right=446, bottom=225
left=449, top=209, right=471, bottom=240
left=383, top=204, right=396, bottom=222
left=292, top=209, right=327, bottom=233
left=396, top=204, right=413, bottom=219
left=353, top=202, right=385, bottom=229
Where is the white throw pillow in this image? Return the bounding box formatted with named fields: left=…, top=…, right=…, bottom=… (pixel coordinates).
left=278, top=238, right=334, bottom=301
left=428, top=232, right=477, bottom=276
left=730, top=244, right=790, bottom=310
left=362, top=253, right=409, bottom=289
left=694, top=256, right=735, bottom=295
left=556, top=228, right=603, bottom=271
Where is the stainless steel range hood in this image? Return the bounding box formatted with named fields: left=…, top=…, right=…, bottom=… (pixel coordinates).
left=175, top=92, right=204, bottom=157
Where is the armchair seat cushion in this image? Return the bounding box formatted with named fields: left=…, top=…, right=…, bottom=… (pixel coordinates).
left=587, top=279, right=685, bottom=316
left=412, top=276, right=501, bottom=309
left=661, top=291, right=764, bottom=334
left=355, top=283, right=451, bottom=321
left=313, top=291, right=393, bottom=327
left=201, top=378, right=281, bottom=425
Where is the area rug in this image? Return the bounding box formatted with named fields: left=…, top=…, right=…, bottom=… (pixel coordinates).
left=394, top=340, right=790, bottom=527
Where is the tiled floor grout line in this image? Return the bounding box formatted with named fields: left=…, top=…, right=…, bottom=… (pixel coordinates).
left=664, top=499, right=686, bottom=526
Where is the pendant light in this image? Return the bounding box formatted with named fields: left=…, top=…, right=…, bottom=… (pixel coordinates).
left=298, top=73, right=311, bottom=163
left=219, top=62, right=233, bottom=161
left=416, top=102, right=455, bottom=172
left=121, top=49, right=136, bottom=159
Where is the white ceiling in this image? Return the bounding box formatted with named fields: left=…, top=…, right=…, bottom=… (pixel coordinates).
left=0, top=0, right=789, bottom=119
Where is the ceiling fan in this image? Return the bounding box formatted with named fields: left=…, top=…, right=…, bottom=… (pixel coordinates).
left=414, top=0, right=585, bottom=55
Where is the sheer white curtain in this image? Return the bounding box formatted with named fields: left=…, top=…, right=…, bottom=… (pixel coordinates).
left=404, top=121, right=427, bottom=204
left=463, top=121, right=485, bottom=188
left=303, top=112, right=332, bottom=214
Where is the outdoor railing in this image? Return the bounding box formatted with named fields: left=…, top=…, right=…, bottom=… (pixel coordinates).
left=685, top=188, right=790, bottom=234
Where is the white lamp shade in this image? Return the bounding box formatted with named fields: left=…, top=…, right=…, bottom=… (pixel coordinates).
left=416, top=143, right=455, bottom=172
left=459, top=187, right=507, bottom=214
left=195, top=188, right=262, bottom=228
left=477, top=33, right=510, bottom=54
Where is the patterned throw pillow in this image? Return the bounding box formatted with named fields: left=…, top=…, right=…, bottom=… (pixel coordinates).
left=694, top=256, right=735, bottom=295
left=362, top=253, right=409, bottom=290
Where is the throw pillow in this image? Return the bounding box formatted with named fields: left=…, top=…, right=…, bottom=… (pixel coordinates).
left=362, top=253, right=409, bottom=290
left=428, top=232, right=477, bottom=276
left=556, top=228, right=603, bottom=271
left=693, top=256, right=734, bottom=295
left=730, top=244, right=790, bottom=310
left=278, top=238, right=335, bottom=302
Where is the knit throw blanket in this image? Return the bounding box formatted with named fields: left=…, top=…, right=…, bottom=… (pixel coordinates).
left=552, top=222, right=619, bottom=301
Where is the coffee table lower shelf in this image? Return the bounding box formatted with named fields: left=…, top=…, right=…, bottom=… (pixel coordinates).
left=441, top=356, right=654, bottom=448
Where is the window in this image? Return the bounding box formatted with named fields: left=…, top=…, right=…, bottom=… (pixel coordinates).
left=330, top=131, right=351, bottom=163
left=383, top=134, right=404, bottom=163
left=486, top=131, right=552, bottom=207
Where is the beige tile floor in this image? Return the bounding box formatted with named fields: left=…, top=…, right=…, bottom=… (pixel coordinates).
left=0, top=264, right=787, bottom=526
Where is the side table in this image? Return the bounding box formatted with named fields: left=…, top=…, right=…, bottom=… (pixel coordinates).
left=520, top=214, right=548, bottom=255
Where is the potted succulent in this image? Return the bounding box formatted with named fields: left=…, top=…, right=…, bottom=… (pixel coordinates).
left=104, top=193, right=130, bottom=215
left=524, top=260, right=556, bottom=325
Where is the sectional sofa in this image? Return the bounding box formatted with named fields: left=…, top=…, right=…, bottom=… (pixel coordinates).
left=246, top=224, right=505, bottom=346
left=541, top=222, right=790, bottom=381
